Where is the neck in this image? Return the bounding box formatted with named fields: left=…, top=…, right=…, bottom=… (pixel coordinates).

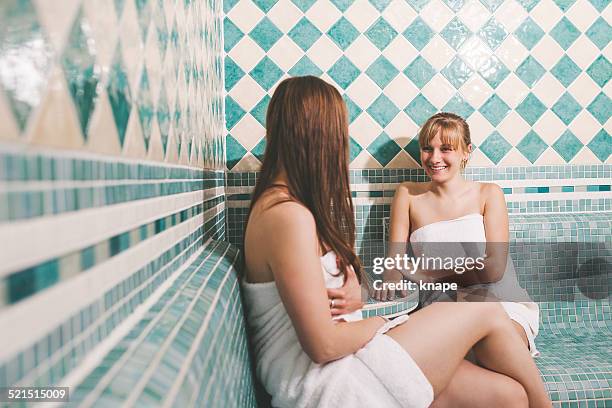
left=429, top=173, right=468, bottom=197
left=271, top=169, right=289, bottom=186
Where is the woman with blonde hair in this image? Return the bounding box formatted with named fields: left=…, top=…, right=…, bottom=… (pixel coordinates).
left=241, top=77, right=551, bottom=408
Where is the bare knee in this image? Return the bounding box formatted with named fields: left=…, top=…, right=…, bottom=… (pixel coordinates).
left=495, top=379, right=529, bottom=408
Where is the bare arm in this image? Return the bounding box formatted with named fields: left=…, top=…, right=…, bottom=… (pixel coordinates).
left=264, top=202, right=385, bottom=364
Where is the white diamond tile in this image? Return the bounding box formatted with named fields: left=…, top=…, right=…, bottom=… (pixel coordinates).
left=0, top=88, right=20, bottom=140
left=420, top=0, right=454, bottom=31
left=531, top=36, right=565, bottom=70
left=228, top=36, right=265, bottom=72
left=382, top=36, right=418, bottom=70
left=458, top=0, right=491, bottom=32
left=383, top=74, right=420, bottom=108
left=566, top=0, right=600, bottom=31
left=120, top=0, right=144, bottom=92
left=421, top=74, right=455, bottom=107
left=421, top=35, right=455, bottom=70
left=306, top=0, right=342, bottom=33
left=306, top=35, right=342, bottom=72
left=350, top=149, right=382, bottom=168
left=499, top=148, right=532, bottom=165
left=123, top=109, right=146, bottom=159
left=349, top=112, right=382, bottom=147
left=344, top=1, right=379, bottom=32
left=459, top=36, right=492, bottom=71
left=530, top=0, right=563, bottom=32
left=387, top=150, right=420, bottom=168
left=33, top=0, right=81, bottom=51
left=233, top=151, right=262, bottom=171
left=345, top=35, right=381, bottom=71
left=346, top=74, right=380, bottom=108
left=534, top=110, right=567, bottom=143
left=497, top=111, right=530, bottom=144
left=532, top=73, right=566, bottom=107
left=228, top=76, right=266, bottom=112
left=466, top=111, right=494, bottom=145
left=231, top=114, right=265, bottom=151
left=571, top=146, right=600, bottom=164
left=537, top=148, right=566, bottom=164
left=267, top=36, right=304, bottom=71
left=494, top=0, right=528, bottom=32
left=83, top=0, right=119, bottom=68
left=469, top=148, right=494, bottom=165
left=569, top=110, right=601, bottom=143
left=144, top=29, right=163, bottom=102
left=267, top=0, right=302, bottom=32
left=496, top=35, right=529, bottom=71
left=460, top=74, right=493, bottom=108
left=381, top=1, right=417, bottom=32
left=496, top=74, right=530, bottom=108
left=226, top=0, right=264, bottom=34
left=566, top=35, right=600, bottom=70
left=384, top=111, right=419, bottom=147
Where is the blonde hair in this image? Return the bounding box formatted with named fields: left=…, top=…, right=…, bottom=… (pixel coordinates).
left=418, top=112, right=471, bottom=169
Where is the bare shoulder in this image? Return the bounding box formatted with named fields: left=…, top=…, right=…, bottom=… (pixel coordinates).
left=257, top=198, right=317, bottom=238
left=478, top=182, right=504, bottom=199
left=396, top=181, right=430, bottom=197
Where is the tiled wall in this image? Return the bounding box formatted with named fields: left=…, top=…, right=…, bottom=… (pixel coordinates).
left=223, top=0, right=611, bottom=170
left=0, top=0, right=224, bottom=391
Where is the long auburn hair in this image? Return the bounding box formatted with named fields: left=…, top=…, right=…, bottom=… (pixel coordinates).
left=246, top=76, right=362, bottom=281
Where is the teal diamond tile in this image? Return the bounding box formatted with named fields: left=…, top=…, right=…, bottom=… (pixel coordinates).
left=443, top=94, right=475, bottom=119
left=367, top=94, right=399, bottom=128
left=404, top=137, right=421, bottom=164
left=107, top=47, right=132, bottom=147
left=516, top=0, right=538, bottom=11
left=156, top=83, right=170, bottom=154
left=405, top=94, right=437, bottom=126
left=367, top=132, right=401, bottom=166
left=343, top=94, right=362, bottom=123
left=553, top=0, right=576, bottom=11
left=479, top=94, right=510, bottom=126
left=586, top=55, right=611, bottom=87
left=253, top=0, right=279, bottom=13
left=406, top=0, right=431, bottom=11
left=516, top=56, right=545, bottom=87
left=224, top=0, right=239, bottom=15
left=480, top=0, right=504, bottom=12
left=552, top=92, right=581, bottom=125
left=137, top=69, right=153, bottom=150
left=478, top=17, right=508, bottom=50
left=552, top=130, right=583, bottom=162
left=514, top=17, right=545, bottom=50
left=61, top=8, right=99, bottom=140
left=249, top=56, right=283, bottom=90
left=154, top=6, right=168, bottom=57
left=251, top=137, right=266, bottom=162
left=349, top=137, right=363, bottom=162
left=441, top=18, right=471, bottom=50
left=586, top=17, right=611, bottom=50
left=327, top=17, right=359, bottom=50
left=330, top=0, right=353, bottom=12
left=288, top=17, right=322, bottom=51
left=587, top=92, right=611, bottom=125
left=516, top=130, right=548, bottom=163
left=114, top=0, right=126, bottom=16
left=479, top=55, right=510, bottom=88
left=226, top=135, right=247, bottom=169
left=249, top=17, right=283, bottom=52
left=365, top=17, right=398, bottom=50
left=404, top=56, right=436, bottom=88
left=366, top=56, right=399, bottom=89
left=250, top=95, right=270, bottom=126
left=550, top=17, right=580, bottom=50
left=479, top=131, right=511, bottom=164
left=587, top=129, right=611, bottom=161
left=516, top=93, right=547, bottom=125
left=588, top=0, right=608, bottom=12
left=225, top=96, right=246, bottom=130
left=0, top=0, right=53, bottom=132
left=135, top=0, right=151, bottom=42
left=328, top=56, right=360, bottom=89
left=291, top=0, right=316, bottom=12
left=443, top=0, right=465, bottom=11
left=551, top=55, right=581, bottom=87
left=224, top=17, right=244, bottom=52
left=442, top=57, right=473, bottom=89
left=369, top=0, right=393, bottom=11
left=403, top=17, right=434, bottom=51
left=225, top=57, right=245, bottom=91
left=289, top=56, right=323, bottom=77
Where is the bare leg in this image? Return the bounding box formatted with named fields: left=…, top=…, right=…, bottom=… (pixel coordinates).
left=385, top=303, right=551, bottom=407
left=430, top=360, right=528, bottom=408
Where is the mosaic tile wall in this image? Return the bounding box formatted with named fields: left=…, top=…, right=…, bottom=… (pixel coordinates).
left=223, top=0, right=611, bottom=170
left=0, top=0, right=225, bottom=394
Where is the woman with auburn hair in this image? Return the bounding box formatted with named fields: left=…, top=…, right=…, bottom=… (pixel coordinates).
left=241, top=76, right=551, bottom=408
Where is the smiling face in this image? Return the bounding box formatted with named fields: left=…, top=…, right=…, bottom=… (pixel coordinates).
left=420, top=132, right=470, bottom=182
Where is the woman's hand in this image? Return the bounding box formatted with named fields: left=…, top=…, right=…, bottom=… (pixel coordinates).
left=327, top=265, right=363, bottom=316
left=369, top=268, right=408, bottom=301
